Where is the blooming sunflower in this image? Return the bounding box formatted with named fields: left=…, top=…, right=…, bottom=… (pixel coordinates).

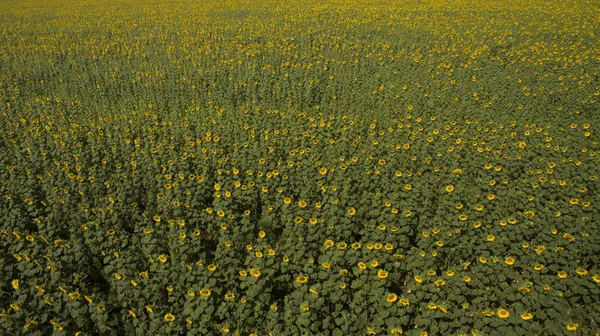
left=520, top=313, right=533, bottom=321
left=296, top=275, right=309, bottom=284
left=497, top=308, right=510, bottom=319
left=566, top=324, right=578, bottom=331
left=386, top=293, right=398, bottom=303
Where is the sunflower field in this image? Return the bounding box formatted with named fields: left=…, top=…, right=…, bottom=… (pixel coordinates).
left=1, top=0, right=599, bottom=335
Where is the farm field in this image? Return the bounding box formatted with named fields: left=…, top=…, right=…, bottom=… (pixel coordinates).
left=1, top=0, right=600, bottom=335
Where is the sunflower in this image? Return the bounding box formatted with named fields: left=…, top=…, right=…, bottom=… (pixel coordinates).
left=497, top=308, right=510, bottom=319
left=566, top=324, right=578, bottom=331
left=445, top=185, right=454, bottom=192
left=378, top=270, right=389, bottom=279
left=199, top=289, right=211, bottom=297
left=386, top=293, right=398, bottom=303
left=164, top=313, right=175, bottom=322
left=520, top=313, right=533, bottom=321
left=296, top=275, right=309, bottom=284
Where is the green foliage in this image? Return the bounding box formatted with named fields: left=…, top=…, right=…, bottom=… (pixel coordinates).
left=1, top=0, right=599, bottom=335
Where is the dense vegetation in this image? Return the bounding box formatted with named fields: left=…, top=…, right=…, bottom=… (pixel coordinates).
left=1, top=0, right=599, bottom=335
